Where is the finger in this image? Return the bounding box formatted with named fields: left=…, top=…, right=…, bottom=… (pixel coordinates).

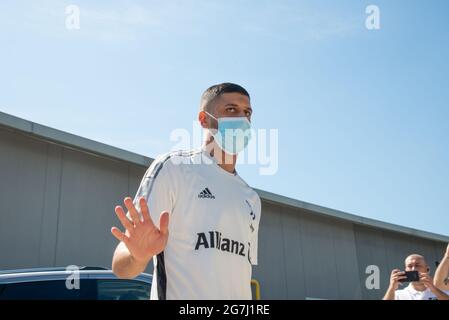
left=115, top=205, right=134, bottom=231
left=140, top=197, right=154, bottom=226
left=420, top=278, right=429, bottom=283
left=111, top=227, right=129, bottom=244
left=159, top=211, right=170, bottom=236
left=124, top=197, right=141, bottom=224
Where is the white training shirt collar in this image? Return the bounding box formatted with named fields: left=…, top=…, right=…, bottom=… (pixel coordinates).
left=406, top=283, right=428, bottom=296
left=200, top=147, right=238, bottom=177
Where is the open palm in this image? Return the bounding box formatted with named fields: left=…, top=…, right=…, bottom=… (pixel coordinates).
left=111, top=197, right=169, bottom=264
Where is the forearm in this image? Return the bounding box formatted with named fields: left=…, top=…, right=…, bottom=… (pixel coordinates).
left=112, top=242, right=149, bottom=279
left=434, top=254, right=449, bottom=289
left=383, top=286, right=396, bottom=300
left=430, top=286, right=449, bottom=300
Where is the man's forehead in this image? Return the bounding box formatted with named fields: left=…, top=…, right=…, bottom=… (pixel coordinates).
left=405, top=255, right=425, bottom=264
left=217, top=92, right=250, bottom=105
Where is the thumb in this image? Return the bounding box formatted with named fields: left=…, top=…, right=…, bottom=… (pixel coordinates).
left=159, top=211, right=170, bottom=236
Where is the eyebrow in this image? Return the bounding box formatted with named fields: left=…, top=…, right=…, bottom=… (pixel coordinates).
left=224, top=103, right=252, bottom=113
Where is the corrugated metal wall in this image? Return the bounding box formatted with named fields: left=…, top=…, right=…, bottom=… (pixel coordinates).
left=0, top=127, right=145, bottom=270
left=0, top=125, right=447, bottom=299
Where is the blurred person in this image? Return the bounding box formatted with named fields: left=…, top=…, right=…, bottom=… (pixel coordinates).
left=434, top=244, right=449, bottom=291
left=383, top=254, right=449, bottom=300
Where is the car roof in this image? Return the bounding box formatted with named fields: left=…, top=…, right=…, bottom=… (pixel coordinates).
left=0, top=266, right=152, bottom=284
left=0, top=266, right=109, bottom=274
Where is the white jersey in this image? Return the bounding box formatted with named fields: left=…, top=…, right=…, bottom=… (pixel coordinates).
left=395, top=284, right=449, bottom=300
left=132, top=148, right=261, bottom=300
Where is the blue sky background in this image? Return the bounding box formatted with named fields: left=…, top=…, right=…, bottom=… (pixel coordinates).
left=1, top=0, right=448, bottom=236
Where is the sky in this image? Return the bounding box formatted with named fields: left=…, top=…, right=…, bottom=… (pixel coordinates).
left=1, top=0, right=448, bottom=236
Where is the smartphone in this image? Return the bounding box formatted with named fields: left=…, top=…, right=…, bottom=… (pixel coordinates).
left=398, top=270, right=420, bottom=282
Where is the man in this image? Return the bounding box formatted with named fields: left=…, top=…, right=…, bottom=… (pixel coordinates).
left=383, top=254, right=449, bottom=300
left=434, top=243, right=449, bottom=290
left=111, top=83, right=261, bottom=300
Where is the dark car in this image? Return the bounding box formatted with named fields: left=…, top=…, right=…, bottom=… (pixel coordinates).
left=0, top=266, right=152, bottom=300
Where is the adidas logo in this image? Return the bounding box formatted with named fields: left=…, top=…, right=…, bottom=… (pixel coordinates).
left=198, top=187, right=215, bottom=199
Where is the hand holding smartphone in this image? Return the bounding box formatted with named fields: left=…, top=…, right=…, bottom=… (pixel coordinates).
left=398, top=270, right=420, bottom=282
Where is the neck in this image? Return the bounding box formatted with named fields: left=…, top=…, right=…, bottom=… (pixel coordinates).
left=203, top=139, right=237, bottom=174
left=411, top=282, right=426, bottom=291
left=216, top=152, right=237, bottom=174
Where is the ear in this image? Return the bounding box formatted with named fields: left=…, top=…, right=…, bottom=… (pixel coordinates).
left=198, top=111, right=208, bottom=128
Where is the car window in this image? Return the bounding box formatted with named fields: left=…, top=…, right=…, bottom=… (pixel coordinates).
left=0, top=280, right=90, bottom=300
left=96, top=279, right=151, bottom=300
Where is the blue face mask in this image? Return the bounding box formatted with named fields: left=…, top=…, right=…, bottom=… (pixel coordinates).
left=205, top=111, right=252, bottom=155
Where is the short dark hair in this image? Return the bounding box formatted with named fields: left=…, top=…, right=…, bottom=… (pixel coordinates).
left=200, top=82, right=250, bottom=112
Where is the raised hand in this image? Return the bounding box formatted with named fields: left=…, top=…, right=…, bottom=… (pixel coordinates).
left=389, top=269, right=406, bottom=290
left=419, top=272, right=435, bottom=289
left=111, top=197, right=169, bottom=264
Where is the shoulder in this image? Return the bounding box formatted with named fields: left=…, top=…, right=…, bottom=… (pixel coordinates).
left=145, top=149, right=202, bottom=177
left=247, top=185, right=261, bottom=209
left=236, top=176, right=261, bottom=213
left=252, top=189, right=262, bottom=211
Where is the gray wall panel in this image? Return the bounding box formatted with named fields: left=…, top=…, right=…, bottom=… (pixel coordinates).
left=329, top=220, right=362, bottom=299
left=0, top=129, right=47, bottom=269
left=434, top=243, right=448, bottom=266
left=253, top=202, right=287, bottom=299
left=128, top=164, right=147, bottom=198
left=299, top=213, right=339, bottom=299
left=55, top=148, right=130, bottom=268
left=280, top=207, right=306, bottom=299
left=353, top=225, right=389, bottom=299
left=38, top=144, right=63, bottom=266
